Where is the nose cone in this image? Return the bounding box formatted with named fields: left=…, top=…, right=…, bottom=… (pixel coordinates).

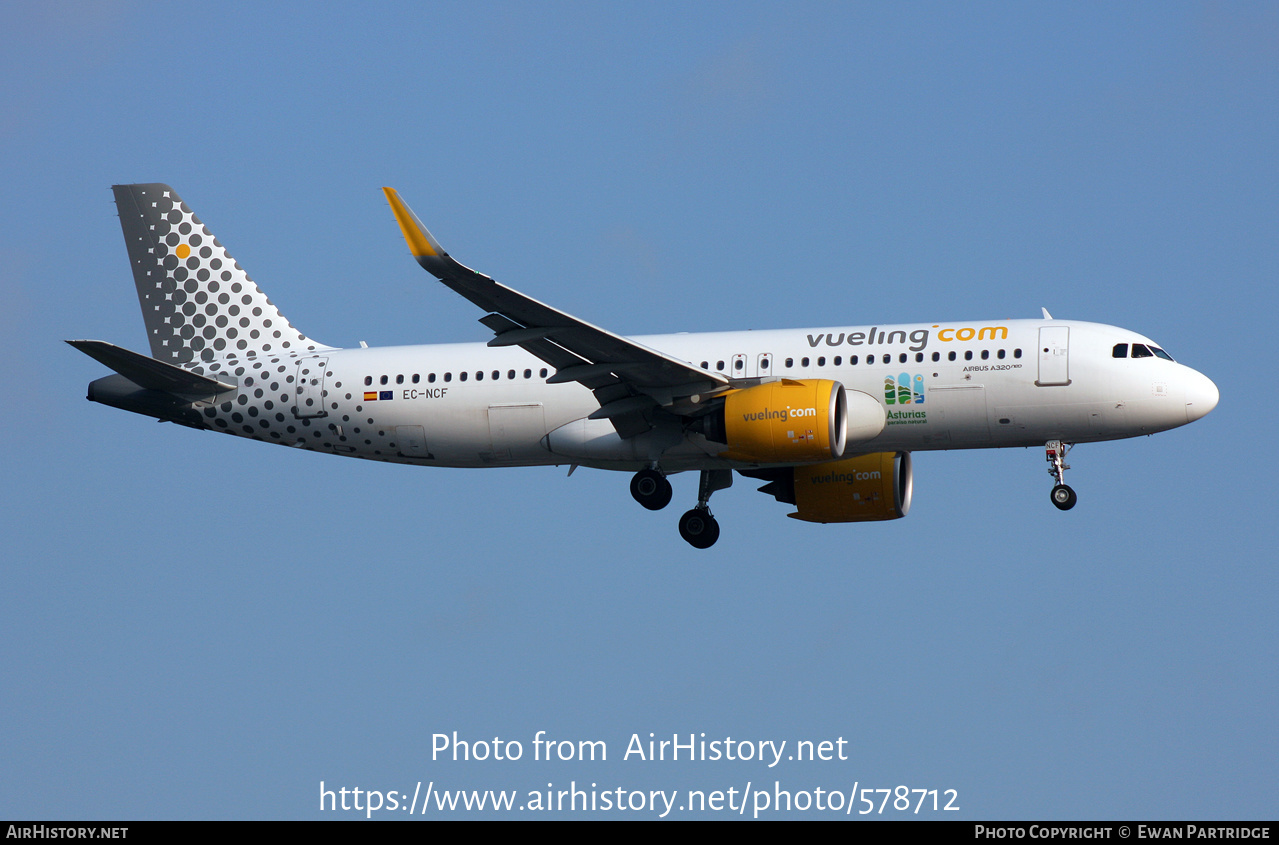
left=1185, top=369, right=1219, bottom=423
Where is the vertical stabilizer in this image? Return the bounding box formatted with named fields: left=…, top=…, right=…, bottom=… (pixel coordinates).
left=113, top=184, right=328, bottom=365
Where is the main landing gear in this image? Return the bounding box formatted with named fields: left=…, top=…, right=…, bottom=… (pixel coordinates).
left=678, top=469, right=732, bottom=549
left=1045, top=440, right=1077, bottom=511
left=629, top=467, right=731, bottom=548
left=629, top=467, right=673, bottom=511
left=678, top=508, right=719, bottom=549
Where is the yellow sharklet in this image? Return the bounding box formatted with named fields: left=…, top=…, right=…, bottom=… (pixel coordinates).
left=382, top=187, right=442, bottom=258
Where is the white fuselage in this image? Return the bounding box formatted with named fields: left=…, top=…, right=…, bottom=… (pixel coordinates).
left=211, top=318, right=1215, bottom=473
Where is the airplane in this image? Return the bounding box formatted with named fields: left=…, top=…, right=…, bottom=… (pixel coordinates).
left=70, top=184, right=1219, bottom=548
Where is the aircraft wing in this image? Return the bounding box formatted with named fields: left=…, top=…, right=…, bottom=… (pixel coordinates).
left=383, top=188, right=729, bottom=437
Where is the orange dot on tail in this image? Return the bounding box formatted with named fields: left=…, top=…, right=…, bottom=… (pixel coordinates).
left=176, top=243, right=190, bottom=259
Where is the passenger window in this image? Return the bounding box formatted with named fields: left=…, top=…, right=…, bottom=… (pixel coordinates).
left=540, top=368, right=548, bottom=378
left=700, top=361, right=708, bottom=369
left=833, top=356, right=842, bottom=366
left=734, top=359, right=744, bottom=371
left=444, top=373, right=452, bottom=382
left=850, top=355, right=858, bottom=365
left=717, top=361, right=725, bottom=371
left=524, top=369, right=532, bottom=379
left=412, top=374, right=420, bottom=383
left=948, top=351, right=957, bottom=361
left=981, top=350, right=989, bottom=360
left=1113, top=343, right=1128, bottom=358
left=396, top=374, right=404, bottom=384
left=1014, top=349, right=1022, bottom=359
left=428, top=373, right=436, bottom=383
left=964, top=351, right=973, bottom=360
left=817, top=356, right=825, bottom=366
left=932, top=352, right=940, bottom=362
left=364, top=376, right=372, bottom=386
left=899, top=353, right=907, bottom=364
left=997, top=349, right=1005, bottom=359
left=380, top=375, right=388, bottom=385
left=915, top=353, right=923, bottom=363
left=801, top=357, right=810, bottom=367
left=785, top=358, right=793, bottom=368
left=508, top=370, right=516, bottom=379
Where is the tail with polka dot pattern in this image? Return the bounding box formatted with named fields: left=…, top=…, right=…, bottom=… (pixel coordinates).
left=112, top=184, right=330, bottom=366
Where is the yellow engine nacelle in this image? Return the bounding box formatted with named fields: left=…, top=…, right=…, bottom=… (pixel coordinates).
left=789, top=451, right=913, bottom=523
left=719, top=379, right=848, bottom=463
left=716, top=379, right=885, bottom=464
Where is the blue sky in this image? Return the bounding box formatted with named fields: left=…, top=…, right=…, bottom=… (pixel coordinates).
left=2, top=1, right=1275, bottom=819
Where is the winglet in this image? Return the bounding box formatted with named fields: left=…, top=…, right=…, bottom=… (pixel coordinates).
left=382, top=187, right=444, bottom=260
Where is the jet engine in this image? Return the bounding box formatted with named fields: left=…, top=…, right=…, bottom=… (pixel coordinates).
left=750, top=451, right=913, bottom=523
left=707, top=379, right=884, bottom=464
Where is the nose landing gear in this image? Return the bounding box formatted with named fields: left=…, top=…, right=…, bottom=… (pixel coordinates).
left=1046, top=440, right=1077, bottom=510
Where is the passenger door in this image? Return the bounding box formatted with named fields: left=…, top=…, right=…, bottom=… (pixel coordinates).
left=1036, top=326, right=1070, bottom=386
left=293, top=356, right=329, bottom=418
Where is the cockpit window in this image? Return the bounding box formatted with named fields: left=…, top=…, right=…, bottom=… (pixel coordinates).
left=1112, top=343, right=1128, bottom=358
left=1131, top=344, right=1153, bottom=358
left=1150, top=346, right=1173, bottom=361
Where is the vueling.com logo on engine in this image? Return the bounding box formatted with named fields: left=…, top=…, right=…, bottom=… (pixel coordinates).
left=810, top=468, right=882, bottom=486
left=884, top=373, right=925, bottom=406
left=741, top=406, right=818, bottom=423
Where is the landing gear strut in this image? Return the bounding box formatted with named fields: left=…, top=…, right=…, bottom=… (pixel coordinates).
left=1045, top=440, right=1077, bottom=511
left=678, top=469, right=732, bottom=549
left=630, top=467, right=672, bottom=511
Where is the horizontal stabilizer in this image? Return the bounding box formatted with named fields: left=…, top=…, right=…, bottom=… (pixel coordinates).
left=66, top=340, right=236, bottom=396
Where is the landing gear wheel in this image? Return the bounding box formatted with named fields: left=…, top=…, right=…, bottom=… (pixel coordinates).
left=678, top=508, right=720, bottom=549
left=630, top=469, right=672, bottom=511
left=1051, top=484, right=1077, bottom=511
